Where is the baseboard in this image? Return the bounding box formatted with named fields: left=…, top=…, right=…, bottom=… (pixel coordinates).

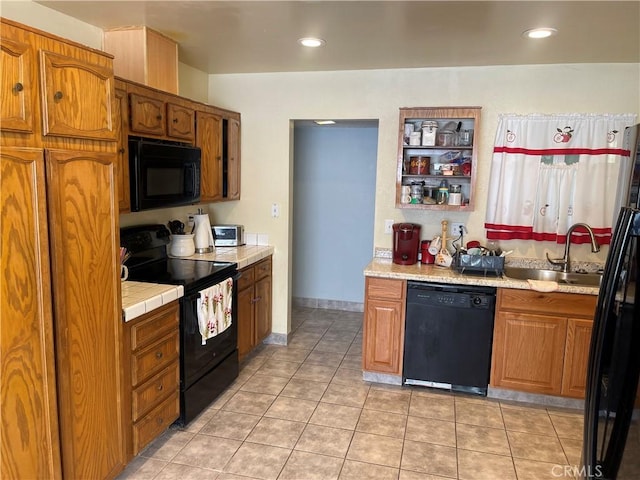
left=292, top=296, right=364, bottom=312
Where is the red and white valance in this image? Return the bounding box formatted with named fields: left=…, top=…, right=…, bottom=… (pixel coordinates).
left=485, top=113, right=637, bottom=245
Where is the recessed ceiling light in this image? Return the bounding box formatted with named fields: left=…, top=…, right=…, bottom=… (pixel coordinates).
left=314, top=120, right=335, bottom=125
left=523, top=28, right=558, bottom=39
left=298, top=37, right=326, bottom=48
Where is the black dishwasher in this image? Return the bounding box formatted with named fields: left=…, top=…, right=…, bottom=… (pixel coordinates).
left=403, top=281, right=496, bottom=396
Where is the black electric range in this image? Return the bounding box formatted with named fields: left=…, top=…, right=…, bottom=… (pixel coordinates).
left=121, top=224, right=239, bottom=425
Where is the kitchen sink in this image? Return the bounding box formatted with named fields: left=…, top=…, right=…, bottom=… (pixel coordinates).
left=503, top=267, right=602, bottom=287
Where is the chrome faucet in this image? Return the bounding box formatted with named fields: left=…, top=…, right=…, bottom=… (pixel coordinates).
left=546, top=223, right=600, bottom=273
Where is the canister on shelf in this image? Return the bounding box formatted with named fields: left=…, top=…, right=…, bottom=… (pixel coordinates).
left=409, top=156, right=430, bottom=175
left=409, top=132, right=422, bottom=146
left=421, top=121, right=438, bottom=146
left=448, top=184, right=462, bottom=206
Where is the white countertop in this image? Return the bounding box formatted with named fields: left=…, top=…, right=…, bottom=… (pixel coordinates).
left=177, top=244, right=274, bottom=269
left=121, top=282, right=184, bottom=322
left=364, top=257, right=600, bottom=296
left=121, top=245, right=274, bottom=322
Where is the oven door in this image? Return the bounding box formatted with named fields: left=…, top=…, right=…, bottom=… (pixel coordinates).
left=179, top=275, right=238, bottom=389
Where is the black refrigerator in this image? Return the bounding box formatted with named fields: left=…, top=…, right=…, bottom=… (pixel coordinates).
left=582, top=206, right=640, bottom=479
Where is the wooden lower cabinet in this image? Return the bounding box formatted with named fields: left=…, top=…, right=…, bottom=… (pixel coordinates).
left=363, top=277, right=406, bottom=375
left=562, top=318, right=594, bottom=398
left=237, top=257, right=272, bottom=359
left=123, top=302, right=180, bottom=460
left=490, top=288, right=596, bottom=398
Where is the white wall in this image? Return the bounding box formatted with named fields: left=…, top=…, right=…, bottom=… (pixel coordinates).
left=1, top=0, right=103, bottom=48
left=208, top=64, right=640, bottom=336
left=292, top=123, right=378, bottom=304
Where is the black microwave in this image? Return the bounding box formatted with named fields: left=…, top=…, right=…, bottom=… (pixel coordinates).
left=129, top=137, right=201, bottom=212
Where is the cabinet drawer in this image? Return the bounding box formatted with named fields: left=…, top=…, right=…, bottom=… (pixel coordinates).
left=497, top=288, right=597, bottom=318
left=132, top=362, right=179, bottom=422
left=255, top=257, right=272, bottom=280
left=131, top=333, right=179, bottom=386
left=132, top=392, right=179, bottom=455
left=238, top=266, right=255, bottom=291
left=366, top=277, right=406, bottom=301
left=130, top=302, right=179, bottom=351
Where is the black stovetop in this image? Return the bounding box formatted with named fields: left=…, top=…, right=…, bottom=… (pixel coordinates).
left=121, top=224, right=237, bottom=292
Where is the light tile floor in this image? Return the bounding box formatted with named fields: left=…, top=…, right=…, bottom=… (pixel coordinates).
left=118, top=306, right=584, bottom=480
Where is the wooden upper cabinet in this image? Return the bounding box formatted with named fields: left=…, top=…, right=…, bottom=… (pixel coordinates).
left=1, top=147, right=62, bottom=480
left=129, top=92, right=165, bottom=136
left=1, top=35, right=35, bottom=133
left=227, top=117, right=241, bottom=200
left=39, top=50, right=115, bottom=141
left=129, top=93, right=195, bottom=142
left=44, top=149, right=125, bottom=479
left=114, top=85, right=130, bottom=212
left=103, top=26, right=178, bottom=95
left=167, top=103, right=195, bottom=141
left=196, top=110, right=223, bottom=202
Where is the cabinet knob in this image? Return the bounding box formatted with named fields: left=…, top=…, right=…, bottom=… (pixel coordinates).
left=13, top=82, right=24, bottom=93
left=172, top=118, right=178, bottom=123
left=118, top=148, right=125, bottom=154
left=53, top=91, right=63, bottom=101
left=157, top=383, right=164, bottom=391
left=156, top=417, right=164, bottom=426
left=155, top=351, right=163, bottom=359
left=156, top=115, right=162, bottom=120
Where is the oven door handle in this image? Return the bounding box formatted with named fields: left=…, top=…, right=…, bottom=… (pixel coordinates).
left=184, top=271, right=242, bottom=302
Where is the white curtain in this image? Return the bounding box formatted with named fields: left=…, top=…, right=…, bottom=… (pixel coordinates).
left=485, top=113, right=637, bottom=245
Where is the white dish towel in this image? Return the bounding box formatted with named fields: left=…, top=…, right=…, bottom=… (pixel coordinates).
left=197, top=277, right=233, bottom=345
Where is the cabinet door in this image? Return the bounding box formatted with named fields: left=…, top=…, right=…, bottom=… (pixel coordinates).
left=167, top=103, right=195, bottom=141
left=255, top=274, right=272, bottom=344
left=1, top=147, right=62, bottom=480
left=196, top=111, right=223, bottom=202
left=45, top=149, right=125, bottom=479
left=491, top=311, right=567, bottom=396
left=237, top=284, right=255, bottom=358
left=227, top=117, right=241, bottom=200
left=1, top=36, right=34, bottom=133
left=129, top=92, right=165, bottom=136
left=114, top=86, right=130, bottom=212
left=39, top=50, right=115, bottom=140
left=562, top=318, right=594, bottom=398
left=363, top=298, right=404, bottom=375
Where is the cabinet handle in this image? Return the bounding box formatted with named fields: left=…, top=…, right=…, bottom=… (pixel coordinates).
left=157, top=383, right=164, bottom=391
left=155, top=351, right=163, bottom=359
left=53, top=91, right=63, bottom=101
left=156, top=115, right=162, bottom=120
left=118, top=148, right=125, bottom=154
left=13, top=82, right=24, bottom=93
left=172, top=118, right=178, bottom=123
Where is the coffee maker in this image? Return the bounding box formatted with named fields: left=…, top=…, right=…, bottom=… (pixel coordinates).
left=392, top=223, right=421, bottom=265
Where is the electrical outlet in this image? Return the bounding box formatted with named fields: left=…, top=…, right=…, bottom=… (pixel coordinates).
left=451, top=222, right=465, bottom=236
left=271, top=203, right=280, bottom=218
left=384, top=219, right=394, bottom=234
left=187, top=215, right=195, bottom=229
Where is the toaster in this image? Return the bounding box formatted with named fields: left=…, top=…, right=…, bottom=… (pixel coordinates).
left=212, top=224, right=245, bottom=246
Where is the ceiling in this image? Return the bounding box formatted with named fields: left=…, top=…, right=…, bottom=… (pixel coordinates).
left=35, top=1, right=640, bottom=75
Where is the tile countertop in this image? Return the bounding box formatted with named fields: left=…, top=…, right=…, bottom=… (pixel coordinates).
left=364, top=257, right=601, bottom=296
left=121, top=245, right=275, bottom=322
left=179, top=244, right=274, bottom=269
left=121, top=282, right=185, bottom=322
